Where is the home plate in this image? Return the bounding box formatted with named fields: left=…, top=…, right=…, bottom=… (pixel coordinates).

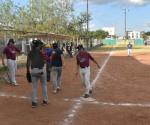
left=80, top=97, right=96, bottom=102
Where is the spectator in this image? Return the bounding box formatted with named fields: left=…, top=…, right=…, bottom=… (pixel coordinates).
left=66, top=43, right=72, bottom=57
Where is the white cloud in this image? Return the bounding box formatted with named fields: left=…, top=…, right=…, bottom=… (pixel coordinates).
left=82, top=0, right=150, bottom=6
left=129, top=0, right=144, bottom=5
left=144, top=22, right=150, bottom=27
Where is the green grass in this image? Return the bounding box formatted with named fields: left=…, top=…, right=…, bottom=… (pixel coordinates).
left=0, top=63, right=26, bottom=86
left=90, top=44, right=150, bottom=53
left=0, top=66, right=8, bottom=73
left=0, top=63, right=26, bottom=76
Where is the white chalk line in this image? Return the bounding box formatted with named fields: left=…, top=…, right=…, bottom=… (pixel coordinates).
left=0, top=92, right=31, bottom=100
left=59, top=50, right=114, bottom=125
left=78, top=98, right=150, bottom=108
left=64, top=98, right=150, bottom=108
left=92, top=101, right=150, bottom=108
left=92, top=51, right=113, bottom=87
left=1, top=93, right=149, bottom=109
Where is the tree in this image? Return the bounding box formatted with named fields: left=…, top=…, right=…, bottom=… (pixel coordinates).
left=0, top=0, right=74, bottom=33
left=145, top=32, right=150, bottom=36
left=0, top=0, right=15, bottom=27
left=66, top=12, right=92, bottom=37
left=15, top=6, right=31, bottom=31
left=141, top=32, right=150, bottom=40
left=28, top=0, right=74, bottom=33
left=88, top=30, right=108, bottom=39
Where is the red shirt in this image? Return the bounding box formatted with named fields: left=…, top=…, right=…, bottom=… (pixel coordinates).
left=76, top=51, right=94, bottom=68
left=3, top=45, right=20, bottom=60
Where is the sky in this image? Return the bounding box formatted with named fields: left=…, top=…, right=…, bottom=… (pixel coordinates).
left=12, top=0, right=150, bottom=36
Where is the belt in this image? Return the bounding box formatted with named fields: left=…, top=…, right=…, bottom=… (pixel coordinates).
left=80, top=66, right=89, bottom=69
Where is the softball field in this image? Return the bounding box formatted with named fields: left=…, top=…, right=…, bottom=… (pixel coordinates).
left=0, top=45, right=150, bottom=125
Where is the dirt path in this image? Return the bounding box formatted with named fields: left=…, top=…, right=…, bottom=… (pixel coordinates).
left=0, top=48, right=150, bottom=125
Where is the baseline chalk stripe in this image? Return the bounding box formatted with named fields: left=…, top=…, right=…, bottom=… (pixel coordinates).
left=60, top=50, right=114, bottom=125
left=92, top=51, right=114, bottom=87
left=2, top=92, right=149, bottom=109
left=66, top=98, right=150, bottom=108
left=90, top=101, right=150, bottom=108
left=0, top=92, right=31, bottom=100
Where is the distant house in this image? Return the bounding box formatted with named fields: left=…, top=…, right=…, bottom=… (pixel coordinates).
left=102, top=27, right=115, bottom=38
left=127, top=31, right=141, bottom=39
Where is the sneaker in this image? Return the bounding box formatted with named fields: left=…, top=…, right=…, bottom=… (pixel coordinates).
left=47, top=79, right=50, bottom=82
left=89, top=90, right=92, bottom=94
left=32, top=102, right=37, bottom=108
left=57, top=87, right=61, bottom=91
left=52, top=90, right=57, bottom=94
left=83, top=94, right=90, bottom=98
left=12, top=83, right=19, bottom=86
left=14, top=83, right=19, bottom=86
left=42, top=100, right=48, bottom=106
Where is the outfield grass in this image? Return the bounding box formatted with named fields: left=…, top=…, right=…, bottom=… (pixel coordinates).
left=91, top=44, right=150, bottom=53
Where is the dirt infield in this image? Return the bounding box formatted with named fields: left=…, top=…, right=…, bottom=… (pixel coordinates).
left=0, top=46, right=150, bottom=125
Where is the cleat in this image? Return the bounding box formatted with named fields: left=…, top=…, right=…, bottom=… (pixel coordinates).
left=32, top=102, right=37, bottom=108
left=83, top=94, right=90, bottom=98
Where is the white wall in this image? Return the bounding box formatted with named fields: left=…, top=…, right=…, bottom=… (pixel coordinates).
left=102, top=27, right=115, bottom=36
left=127, top=31, right=141, bottom=39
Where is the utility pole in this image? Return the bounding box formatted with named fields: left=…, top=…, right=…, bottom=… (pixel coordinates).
left=29, top=0, right=33, bottom=9
left=123, top=8, right=129, bottom=39
left=86, top=0, right=89, bottom=48
left=87, top=0, right=89, bottom=33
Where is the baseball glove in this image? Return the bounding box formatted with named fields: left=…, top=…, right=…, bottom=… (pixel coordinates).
left=26, top=71, right=32, bottom=83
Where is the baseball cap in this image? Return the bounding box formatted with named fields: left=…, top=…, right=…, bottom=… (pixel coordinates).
left=77, top=44, right=84, bottom=50
left=52, top=43, right=58, bottom=49
left=32, top=39, right=44, bottom=47
left=8, top=39, right=15, bottom=44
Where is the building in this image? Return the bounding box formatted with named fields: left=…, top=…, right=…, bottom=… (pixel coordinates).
left=102, top=27, right=115, bottom=38
left=127, top=31, right=141, bottom=39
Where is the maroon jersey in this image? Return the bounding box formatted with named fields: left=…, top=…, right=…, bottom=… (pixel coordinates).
left=76, top=51, right=94, bottom=68
left=3, top=45, right=20, bottom=60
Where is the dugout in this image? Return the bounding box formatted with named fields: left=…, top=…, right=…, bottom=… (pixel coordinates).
left=21, top=32, right=75, bottom=55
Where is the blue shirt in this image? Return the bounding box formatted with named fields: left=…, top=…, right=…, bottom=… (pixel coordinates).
left=127, top=44, right=132, bottom=49
left=51, top=49, right=63, bottom=67
left=45, top=48, right=53, bottom=63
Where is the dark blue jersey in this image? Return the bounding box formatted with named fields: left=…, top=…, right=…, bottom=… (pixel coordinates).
left=51, top=48, right=63, bottom=67
left=127, top=44, right=132, bottom=49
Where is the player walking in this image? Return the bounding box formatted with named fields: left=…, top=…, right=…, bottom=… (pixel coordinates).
left=76, top=44, right=100, bottom=98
